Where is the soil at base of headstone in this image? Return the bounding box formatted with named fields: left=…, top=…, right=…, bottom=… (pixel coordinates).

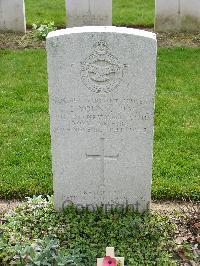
left=0, top=199, right=198, bottom=213
left=0, top=31, right=45, bottom=49
left=0, top=28, right=200, bottom=49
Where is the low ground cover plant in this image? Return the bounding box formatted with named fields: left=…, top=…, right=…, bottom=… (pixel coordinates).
left=0, top=196, right=177, bottom=265
left=12, top=238, right=82, bottom=265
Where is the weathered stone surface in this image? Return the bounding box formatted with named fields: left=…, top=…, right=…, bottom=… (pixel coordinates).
left=47, top=27, right=157, bottom=212
left=0, top=0, right=26, bottom=33
left=66, top=0, right=112, bottom=27
left=155, top=0, right=200, bottom=32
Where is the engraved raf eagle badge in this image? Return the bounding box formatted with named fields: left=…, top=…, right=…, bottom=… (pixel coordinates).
left=81, top=41, right=125, bottom=94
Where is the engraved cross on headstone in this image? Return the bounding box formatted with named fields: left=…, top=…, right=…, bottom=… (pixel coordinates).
left=86, top=138, right=119, bottom=185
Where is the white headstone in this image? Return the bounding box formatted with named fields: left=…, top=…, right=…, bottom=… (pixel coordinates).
left=66, top=0, right=112, bottom=27
left=0, top=0, right=26, bottom=33
left=47, top=27, right=157, bottom=213
left=155, top=0, right=200, bottom=32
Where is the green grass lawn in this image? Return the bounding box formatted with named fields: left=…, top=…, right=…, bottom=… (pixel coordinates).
left=154, top=48, right=200, bottom=199
left=25, top=0, right=154, bottom=28
left=0, top=47, right=199, bottom=200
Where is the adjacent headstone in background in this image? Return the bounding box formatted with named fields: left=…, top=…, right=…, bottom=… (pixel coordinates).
left=155, top=0, right=200, bottom=32
left=47, top=26, right=157, bottom=213
left=66, top=0, right=112, bottom=27
left=0, top=0, right=26, bottom=33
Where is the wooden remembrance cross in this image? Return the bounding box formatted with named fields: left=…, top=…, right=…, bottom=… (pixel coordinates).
left=86, top=138, right=119, bottom=186
left=97, top=247, right=124, bottom=266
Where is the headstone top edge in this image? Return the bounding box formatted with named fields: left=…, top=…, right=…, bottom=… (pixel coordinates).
left=47, top=26, right=156, bottom=40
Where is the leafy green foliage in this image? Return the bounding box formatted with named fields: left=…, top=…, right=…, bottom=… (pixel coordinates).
left=13, top=238, right=82, bottom=266
left=32, top=22, right=57, bottom=40
left=25, top=0, right=154, bottom=27
left=0, top=48, right=199, bottom=200
left=0, top=196, right=177, bottom=265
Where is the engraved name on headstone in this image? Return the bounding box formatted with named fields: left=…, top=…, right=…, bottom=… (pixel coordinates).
left=0, top=0, right=26, bottom=33
left=66, top=0, right=112, bottom=27
left=47, top=27, right=157, bottom=212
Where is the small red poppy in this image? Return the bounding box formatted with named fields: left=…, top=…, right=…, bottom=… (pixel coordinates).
left=102, top=256, right=117, bottom=266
